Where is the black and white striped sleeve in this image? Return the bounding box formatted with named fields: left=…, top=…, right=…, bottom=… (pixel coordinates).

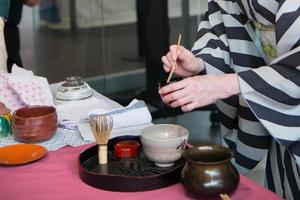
left=238, top=0, right=300, bottom=165
left=191, top=0, right=234, bottom=75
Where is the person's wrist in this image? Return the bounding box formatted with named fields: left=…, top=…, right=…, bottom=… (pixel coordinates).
left=219, top=73, right=240, bottom=98
left=192, top=58, right=205, bottom=75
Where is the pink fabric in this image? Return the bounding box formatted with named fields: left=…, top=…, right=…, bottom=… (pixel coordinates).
left=0, top=144, right=283, bottom=200
left=0, top=73, right=26, bottom=111
left=0, top=66, right=54, bottom=112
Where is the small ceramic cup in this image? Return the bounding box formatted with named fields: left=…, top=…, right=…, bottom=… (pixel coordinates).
left=140, top=124, right=189, bottom=167
left=114, top=140, right=140, bottom=159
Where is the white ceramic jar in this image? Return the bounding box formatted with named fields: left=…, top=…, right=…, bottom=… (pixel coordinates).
left=55, top=76, right=93, bottom=103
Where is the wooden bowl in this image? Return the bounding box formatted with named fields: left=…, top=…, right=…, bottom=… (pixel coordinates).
left=12, top=106, right=58, bottom=143
left=79, top=136, right=187, bottom=192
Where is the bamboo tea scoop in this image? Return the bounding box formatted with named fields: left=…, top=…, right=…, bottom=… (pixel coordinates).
left=220, top=194, right=231, bottom=200
left=89, top=114, right=113, bottom=165
left=166, top=33, right=182, bottom=83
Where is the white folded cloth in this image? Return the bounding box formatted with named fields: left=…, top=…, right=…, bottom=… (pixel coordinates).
left=77, top=99, right=152, bottom=141
left=85, top=99, right=152, bottom=129
left=78, top=123, right=152, bottom=142
left=55, top=96, right=113, bottom=123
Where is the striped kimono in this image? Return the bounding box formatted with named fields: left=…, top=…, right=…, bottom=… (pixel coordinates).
left=191, top=0, right=300, bottom=199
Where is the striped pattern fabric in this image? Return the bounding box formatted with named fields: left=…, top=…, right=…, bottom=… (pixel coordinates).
left=191, top=0, right=300, bottom=199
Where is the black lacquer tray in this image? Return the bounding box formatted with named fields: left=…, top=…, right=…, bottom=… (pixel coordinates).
left=79, top=136, right=186, bottom=192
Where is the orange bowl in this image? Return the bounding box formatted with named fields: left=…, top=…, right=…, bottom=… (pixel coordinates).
left=12, top=106, right=58, bottom=143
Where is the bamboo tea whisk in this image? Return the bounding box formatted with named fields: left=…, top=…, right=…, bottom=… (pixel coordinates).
left=89, top=115, right=113, bottom=165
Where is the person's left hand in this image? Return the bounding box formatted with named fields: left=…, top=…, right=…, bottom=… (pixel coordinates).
left=23, top=0, right=39, bottom=7
left=159, top=74, right=240, bottom=112
left=0, top=102, right=10, bottom=115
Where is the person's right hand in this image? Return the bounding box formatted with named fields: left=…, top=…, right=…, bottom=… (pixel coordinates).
left=23, top=0, right=39, bottom=7
left=161, top=45, right=204, bottom=77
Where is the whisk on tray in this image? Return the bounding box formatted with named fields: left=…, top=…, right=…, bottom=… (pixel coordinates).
left=89, top=114, right=113, bottom=165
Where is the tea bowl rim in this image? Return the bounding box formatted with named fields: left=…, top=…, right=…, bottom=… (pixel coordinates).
left=140, top=124, right=189, bottom=142
left=158, top=77, right=183, bottom=88
left=183, top=145, right=233, bottom=165
left=13, top=106, right=57, bottom=119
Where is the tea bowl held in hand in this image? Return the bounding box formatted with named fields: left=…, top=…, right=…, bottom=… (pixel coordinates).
left=140, top=124, right=189, bottom=167
left=158, top=77, right=183, bottom=106
left=158, top=77, right=182, bottom=92
left=181, top=145, right=240, bottom=198
left=12, top=106, right=58, bottom=143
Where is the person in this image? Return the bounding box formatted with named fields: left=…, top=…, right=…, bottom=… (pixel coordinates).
left=159, top=0, right=299, bottom=199
left=136, top=0, right=170, bottom=105
left=4, top=0, right=39, bottom=72
left=0, top=0, right=10, bottom=72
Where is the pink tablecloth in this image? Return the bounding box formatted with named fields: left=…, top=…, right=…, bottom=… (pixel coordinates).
left=0, top=144, right=282, bottom=200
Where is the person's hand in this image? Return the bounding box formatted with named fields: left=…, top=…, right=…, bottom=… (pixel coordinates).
left=0, top=102, right=10, bottom=115
left=159, top=74, right=240, bottom=112
left=161, top=45, right=204, bottom=77
left=23, top=0, right=39, bottom=7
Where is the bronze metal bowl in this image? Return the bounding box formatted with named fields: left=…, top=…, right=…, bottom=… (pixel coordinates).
left=12, top=106, right=58, bottom=143
left=181, top=145, right=240, bottom=198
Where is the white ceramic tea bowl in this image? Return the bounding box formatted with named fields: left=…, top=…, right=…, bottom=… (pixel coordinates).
left=140, top=124, right=189, bottom=167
